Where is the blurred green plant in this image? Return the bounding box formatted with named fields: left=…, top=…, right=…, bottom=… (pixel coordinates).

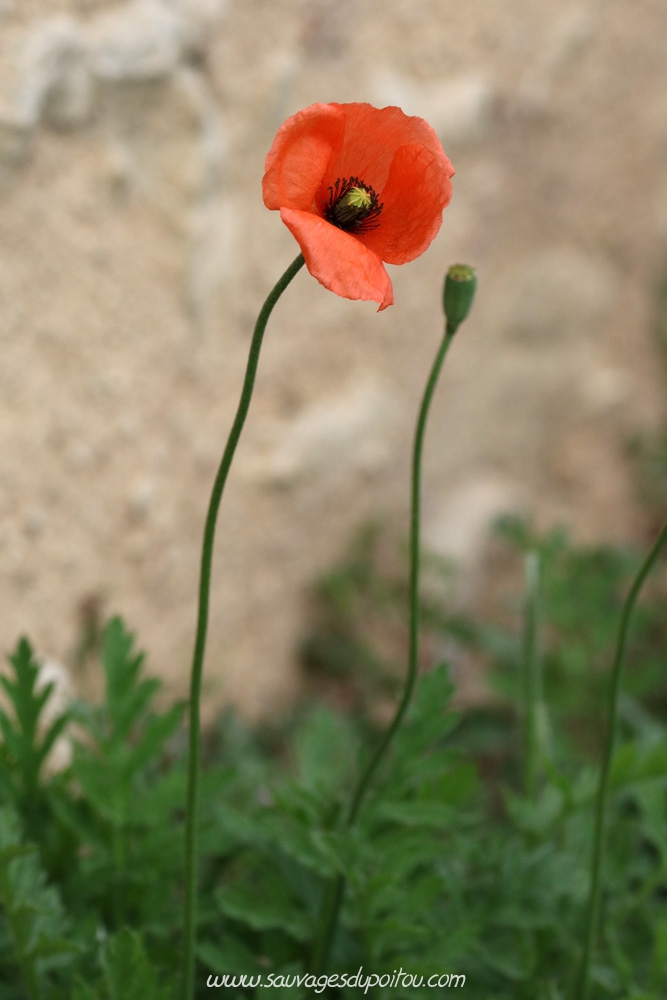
left=0, top=520, right=665, bottom=997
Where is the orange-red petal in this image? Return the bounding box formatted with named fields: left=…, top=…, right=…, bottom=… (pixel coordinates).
left=280, top=208, right=394, bottom=311
left=324, top=103, right=449, bottom=195
left=262, top=103, right=345, bottom=212
left=358, top=143, right=454, bottom=264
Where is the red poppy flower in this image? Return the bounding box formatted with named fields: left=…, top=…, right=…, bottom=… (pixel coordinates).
left=262, top=102, right=454, bottom=311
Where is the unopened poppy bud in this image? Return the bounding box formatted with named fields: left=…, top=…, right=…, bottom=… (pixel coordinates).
left=443, top=264, right=477, bottom=333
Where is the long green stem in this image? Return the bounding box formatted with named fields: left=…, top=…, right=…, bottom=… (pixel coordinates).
left=180, top=254, right=304, bottom=1000
left=575, top=514, right=667, bottom=1000
left=311, top=322, right=458, bottom=974
left=349, top=323, right=457, bottom=821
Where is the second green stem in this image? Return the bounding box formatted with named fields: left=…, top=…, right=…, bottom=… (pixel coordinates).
left=311, top=321, right=458, bottom=974
left=575, top=514, right=667, bottom=1000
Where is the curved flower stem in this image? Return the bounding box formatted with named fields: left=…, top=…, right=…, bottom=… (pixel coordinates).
left=180, top=253, right=305, bottom=1000
left=575, top=514, right=667, bottom=1000
left=311, top=321, right=458, bottom=975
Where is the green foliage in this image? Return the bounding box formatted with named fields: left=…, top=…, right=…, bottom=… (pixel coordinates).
left=0, top=806, right=76, bottom=999
left=0, top=522, right=665, bottom=998
left=292, top=518, right=667, bottom=997
left=0, top=638, right=79, bottom=912
left=62, top=618, right=184, bottom=929
left=72, top=928, right=171, bottom=1000
left=484, top=518, right=667, bottom=813
left=0, top=619, right=183, bottom=995
left=0, top=640, right=69, bottom=821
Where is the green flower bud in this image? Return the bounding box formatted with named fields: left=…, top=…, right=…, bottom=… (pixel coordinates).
left=443, top=264, right=477, bottom=333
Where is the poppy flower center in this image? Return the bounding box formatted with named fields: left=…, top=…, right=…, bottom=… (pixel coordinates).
left=324, top=177, right=383, bottom=234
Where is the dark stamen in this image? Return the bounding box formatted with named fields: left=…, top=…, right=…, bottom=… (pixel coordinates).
left=324, top=176, right=383, bottom=233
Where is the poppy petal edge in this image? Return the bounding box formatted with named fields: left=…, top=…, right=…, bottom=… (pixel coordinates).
left=280, top=208, right=394, bottom=310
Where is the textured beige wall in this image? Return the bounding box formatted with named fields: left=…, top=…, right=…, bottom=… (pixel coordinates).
left=1, top=0, right=666, bottom=716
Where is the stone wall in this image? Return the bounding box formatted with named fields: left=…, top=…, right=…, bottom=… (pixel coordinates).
left=1, top=0, right=666, bottom=716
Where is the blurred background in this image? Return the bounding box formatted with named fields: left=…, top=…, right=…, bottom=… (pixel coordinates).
left=1, top=0, right=666, bottom=718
